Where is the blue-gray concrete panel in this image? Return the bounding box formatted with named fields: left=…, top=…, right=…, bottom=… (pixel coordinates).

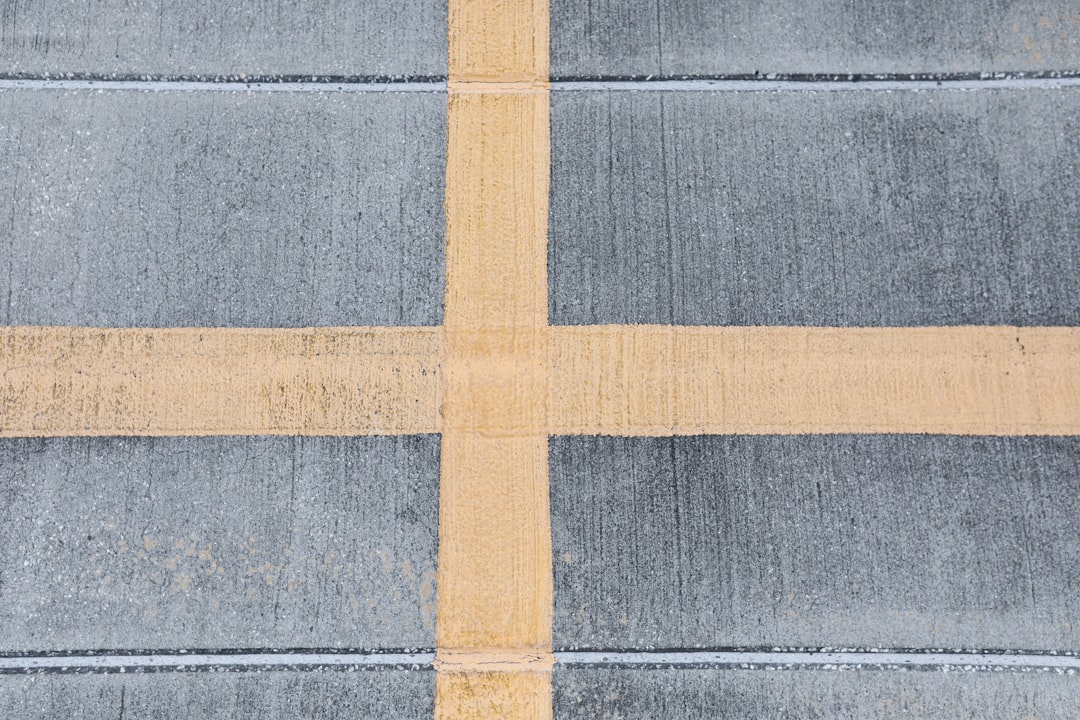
left=549, top=88, right=1080, bottom=326
left=551, top=435, right=1080, bottom=650
left=0, top=0, right=445, bottom=79
left=551, top=0, right=1080, bottom=77
left=0, top=89, right=445, bottom=327
left=554, top=668, right=1080, bottom=719
left=0, top=436, right=439, bottom=650
left=1, top=670, right=433, bottom=720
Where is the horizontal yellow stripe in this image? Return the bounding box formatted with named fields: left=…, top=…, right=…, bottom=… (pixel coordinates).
left=7, top=325, right=1076, bottom=438
left=549, top=325, right=1080, bottom=435
left=0, top=326, right=441, bottom=436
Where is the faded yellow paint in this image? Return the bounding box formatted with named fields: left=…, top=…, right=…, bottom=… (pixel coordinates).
left=548, top=325, right=1080, bottom=435
left=997, top=7, right=1080, bottom=65
left=436, top=670, right=552, bottom=720
left=0, top=326, right=441, bottom=436
left=438, top=0, right=553, bottom=716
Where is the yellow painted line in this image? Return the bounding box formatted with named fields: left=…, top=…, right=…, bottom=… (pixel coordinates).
left=10, top=324, right=1071, bottom=439
left=448, top=0, right=548, bottom=83
left=0, top=326, right=441, bottom=436
left=549, top=325, right=1080, bottom=435
left=437, top=0, right=553, bottom=716
left=436, top=670, right=552, bottom=720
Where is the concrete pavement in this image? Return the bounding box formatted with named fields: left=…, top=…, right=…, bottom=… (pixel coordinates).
left=2, top=0, right=1079, bottom=717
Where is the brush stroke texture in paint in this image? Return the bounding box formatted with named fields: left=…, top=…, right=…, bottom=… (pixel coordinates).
left=448, top=0, right=548, bottom=84
left=4, top=325, right=1077, bottom=438
left=0, top=327, right=441, bottom=435
left=548, top=325, right=1080, bottom=435
left=436, top=0, right=554, bottom=718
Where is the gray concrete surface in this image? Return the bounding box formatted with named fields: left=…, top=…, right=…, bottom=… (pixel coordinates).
left=0, top=436, right=438, bottom=650
left=0, top=0, right=445, bottom=78
left=551, top=435, right=1080, bottom=650
left=554, top=668, right=1080, bottom=719
left=0, top=670, right=433, bottom=719
left=0, top=89, right=445, bottom=327
left=551, top=0, right=1080, bottom=77
left=549, top=87, right=1080, bottom=326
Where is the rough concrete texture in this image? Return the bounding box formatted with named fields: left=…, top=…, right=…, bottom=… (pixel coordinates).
left=551, top=435, right=1080, bottom=650
left=0, top=89, right=445, bottom=327
left=554, top=668, right=1080, bottom=719
left=550, top=87, right=1080, bottom=326
left=0, top=436, right=439, bottom=650
left=0, top=0, right=445, bottom=78
left=551, top=0, right=1080, bottom=77
left=0, top=670, right=433, bottom=720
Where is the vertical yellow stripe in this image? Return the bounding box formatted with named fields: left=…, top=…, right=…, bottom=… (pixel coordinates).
left=438, top=0, right=553, bottom=718
left=448, top=0, right=548, bottom=83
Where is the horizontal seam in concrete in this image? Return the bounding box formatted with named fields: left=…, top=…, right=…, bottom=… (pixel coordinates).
left=553, top=70, right=1080, bottom=82
left=552, top=77, right=1080, bottom=92
left=435, top=651, right=556, bottom=673
left=7, top=73, right=1079, bottom=94
left=5, top=650, right=1076, bottom=674
left=0, top=79, right=446, bottom=93
left=556, top=651, right=1080, bottom=673
left=0, top=652, right=436, bottom=674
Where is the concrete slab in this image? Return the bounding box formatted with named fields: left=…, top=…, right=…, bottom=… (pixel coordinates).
left=0, top=436, right=438, bottom=650
left=0, top=670, right=433, bottom=719
left=0, top=89, right=445, bottom=327
left=554, top=668, right=1080, bottom=719
left=550, top=435, right=1080, bottom=650
left=549, top=87, right=1080, bottom=326
left=0, top=0, right=445, bottom=78
left=551, top=0, right=1080, bottom=77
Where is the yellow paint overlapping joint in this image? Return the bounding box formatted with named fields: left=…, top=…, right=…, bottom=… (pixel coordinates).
left=437, top=1, right=554, bottom=717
